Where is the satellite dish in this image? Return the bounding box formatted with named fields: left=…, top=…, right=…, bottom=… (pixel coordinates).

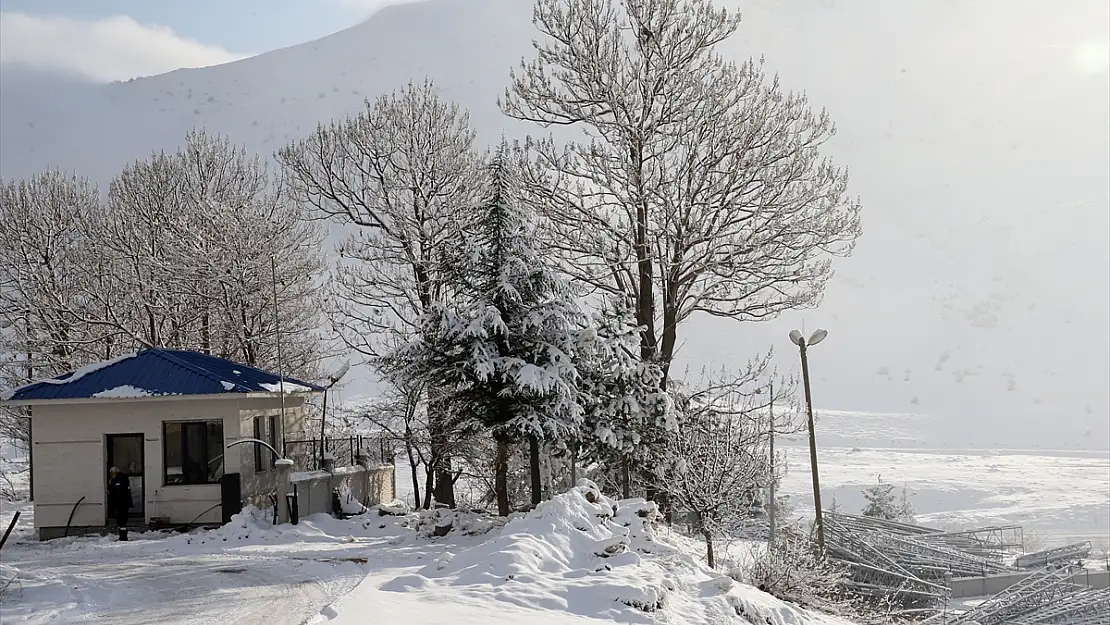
left=788, top=329, right=804, bottom=346
left=808, top=329, right=829, bottom=346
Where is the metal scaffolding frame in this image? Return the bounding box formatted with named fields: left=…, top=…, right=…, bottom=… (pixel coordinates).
left=941, top=565, right=1092, bottom=625
left=823, top=511, right=1105, bottom=621
left=1015, top=541, right=1093, bottom=569
left=1008, top=587, right=1110, bottom=624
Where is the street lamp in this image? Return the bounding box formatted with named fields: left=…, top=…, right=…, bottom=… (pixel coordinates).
left=319, top=361, right=351, bottom=468
left=790, top=328, right=827, bottom=552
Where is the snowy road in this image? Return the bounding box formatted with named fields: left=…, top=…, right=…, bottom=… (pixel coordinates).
left=6, top=551, right=360, bottom=625
left=0, top=522, right=402, bottom=625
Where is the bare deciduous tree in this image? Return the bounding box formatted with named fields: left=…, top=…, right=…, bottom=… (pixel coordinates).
left=0, top=131, right=328, bottom=421
left=661, top=366, right=774, bottom=568
left=0, top=171, right=105, bottom=441
left=80, top=130, right=328, bottom=379
left=502, top=0, right=863, bottom=384
left=278, top=80, right=484, bottom=508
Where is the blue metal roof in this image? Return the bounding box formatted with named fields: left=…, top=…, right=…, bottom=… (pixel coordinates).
left=0, top=349, right=324, bottom=403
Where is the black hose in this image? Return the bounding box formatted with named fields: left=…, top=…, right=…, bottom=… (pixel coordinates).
left=181, top=503, right=222, bottom=530
left=0, top=511, right=21, bottom=550
left=63, top=499, right=86, bottom=537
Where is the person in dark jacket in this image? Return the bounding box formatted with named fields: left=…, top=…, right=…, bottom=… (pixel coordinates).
left=107, top=466, right=132, bottom=540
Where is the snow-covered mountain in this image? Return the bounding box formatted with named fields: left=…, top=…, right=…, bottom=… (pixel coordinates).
left=1, top=0, right=1108, bottom=449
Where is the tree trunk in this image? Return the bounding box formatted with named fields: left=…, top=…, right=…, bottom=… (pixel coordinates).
left=569, top=440, right=578, bottom=487
left=201, top=310, right=211, bottom=354
left=658, top=271, right=681, bottom=389
left=632, top=146, right=657, bottom=366
left=406, top=442, right=421, bottom=509
left=621, top=458, right=632, bottom=499
left=702, top=526, right=716, bottom=569
left=529, top=435, right=542, bottom=506
left=494, top=436, right=511, bottom=516
left=427, top=396, right=456, bottom=508
left=422, top=464, right=435, bottom=510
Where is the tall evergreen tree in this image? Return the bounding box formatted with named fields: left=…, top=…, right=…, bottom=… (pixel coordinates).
left=575, top=297, right=675, bottom=498
left=382, top=140, right=583, bottom=515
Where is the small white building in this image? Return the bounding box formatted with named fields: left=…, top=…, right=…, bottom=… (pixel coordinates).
left=0, top=348, right=324, bottom=539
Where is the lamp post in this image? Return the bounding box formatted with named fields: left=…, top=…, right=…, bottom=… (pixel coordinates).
left=319, top=361, right=351, bottom=468
left=790, top=328, right=827, bottom=552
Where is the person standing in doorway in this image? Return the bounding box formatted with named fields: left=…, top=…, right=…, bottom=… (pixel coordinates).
left=108, top=466, right=132, bottom=541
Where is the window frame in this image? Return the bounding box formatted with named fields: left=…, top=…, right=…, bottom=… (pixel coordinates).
left=162, top=419, right=225, bottom=486
left=267, top=414, right=280, bottom=469
left=252, top=416, right=264, bottom=470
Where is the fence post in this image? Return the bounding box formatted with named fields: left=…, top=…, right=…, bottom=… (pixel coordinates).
left=275, top=458, right=294, bottom=524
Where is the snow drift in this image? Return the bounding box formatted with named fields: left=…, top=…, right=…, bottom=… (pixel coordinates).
left=382, top=480, right=854, bottom=625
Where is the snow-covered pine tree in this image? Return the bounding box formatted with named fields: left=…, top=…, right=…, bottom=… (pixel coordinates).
left=861, top=475, right=915, bottom=522
left=898, top=486, right=915, bottom=522
left=381, top=140, right=583, bottom=516
left=861, top=476, right=896, bottom=519
left=574, top=297, right=676, bottom=498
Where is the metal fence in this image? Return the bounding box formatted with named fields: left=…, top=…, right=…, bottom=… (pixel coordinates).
left=282, top=435, right=392, bottom=471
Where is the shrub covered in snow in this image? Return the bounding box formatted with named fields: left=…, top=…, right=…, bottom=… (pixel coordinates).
left=731, top=527, right=915, bottom=624
left=732, top=527, right=850, bottom=609
left=397, top=505, right=506, bottom=538
left=380, top=480, right=858, bottom=625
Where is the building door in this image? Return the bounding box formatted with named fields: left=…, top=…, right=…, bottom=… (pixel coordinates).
left=106, top=434, right=144, bottom=519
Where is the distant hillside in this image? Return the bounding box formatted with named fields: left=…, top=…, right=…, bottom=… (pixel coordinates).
left=1, top=0, right=1107, bottom=446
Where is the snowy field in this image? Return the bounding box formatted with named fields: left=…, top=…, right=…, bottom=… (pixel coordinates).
left=773, top=409, right=1110, bottom=555
left=779, top=446, right=1110, bottom=551
left=1, top=483, right=853, bottom=625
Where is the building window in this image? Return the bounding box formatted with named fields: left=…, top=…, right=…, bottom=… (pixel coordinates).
left=253, top=416, right=264, bottom=470
left=267, top=414, right=280, bottom=468
left=251, top=415, right=280, bottom=471
left=164, top=420, right=224, bottom=485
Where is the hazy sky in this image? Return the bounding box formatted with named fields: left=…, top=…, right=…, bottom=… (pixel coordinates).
left=0, top=0, right=418, bottom=81
left=0, top=0, right=1107, bottom=449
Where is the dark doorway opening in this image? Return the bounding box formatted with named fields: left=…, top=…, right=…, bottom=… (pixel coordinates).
left=106, top=434, right=144, bottom=520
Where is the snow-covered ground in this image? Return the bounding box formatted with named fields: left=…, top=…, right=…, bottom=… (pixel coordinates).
left=779, top=445, right=1110, bottom=547
left=3, top=410, right=1107, bottom=625
left=762, top=408, right=1110, bottom=556
left=0, top=483, right=853, bottom=625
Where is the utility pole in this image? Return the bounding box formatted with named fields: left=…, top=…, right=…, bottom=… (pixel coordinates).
left=767, top=379, right=776, bottom=547
left=271, top=256, right=286, bottom=435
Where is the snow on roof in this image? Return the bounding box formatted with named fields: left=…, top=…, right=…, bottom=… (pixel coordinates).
left=92, top=385, right=155, bottom=399
left=1, top=348, right=324, bottom=403
left=258, top=381, right=314, bottom=394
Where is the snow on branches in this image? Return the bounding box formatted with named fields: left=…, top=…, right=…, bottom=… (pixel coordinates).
left=0, top=130, right=329, bottom=419
left=503, top=0, right=863, bottom=383
left=574, top=298, right=675, bottom=496
left=379, top=140, right=585, bottom=515
left=278, top=79, right=484, bottom=360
